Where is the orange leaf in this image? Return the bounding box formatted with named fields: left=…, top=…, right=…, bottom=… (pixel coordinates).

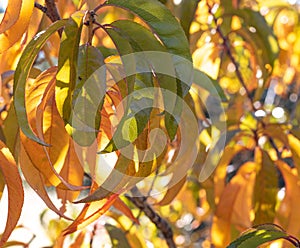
left=214, top=144, right=246, bottom=204
left=21, top=67, right=84, bottom=190
left=56, top=141, right=84, bottom=214
left=19, top=143, right=72, bottom=220
left=0, top=141, right=24, bottom=246
left=69, top=230, right=86, bottom=248
left=113, top=197, right=139, bottom=224
left=212, top=162, right=256, bottom=247
left=0, top=0, right=22, bottom=33
left=63, top=193, right=119, bottom=235
left=275, top=160, right=300, bottom=238
left=158, top=176, right=187, bottom=206
left=0, top=0, right=34, bottom=53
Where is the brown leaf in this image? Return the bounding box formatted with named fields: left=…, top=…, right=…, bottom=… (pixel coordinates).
left=0, top=141, right=24, bottom=246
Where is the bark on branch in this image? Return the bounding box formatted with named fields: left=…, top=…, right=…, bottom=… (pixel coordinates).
left=126, top=187, right=176, bottom=248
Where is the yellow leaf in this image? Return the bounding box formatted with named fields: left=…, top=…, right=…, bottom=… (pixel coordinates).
left=0, top=0, right=22, bottom=33
left=20, top=67, right=72, bottom=188
left=0, top=141, right=24, bottom=246
left=0, top=0, right=34, bottom=53
left=212, top=162, right=256, bottom=247
left=214, top=144, right=246, bottom=204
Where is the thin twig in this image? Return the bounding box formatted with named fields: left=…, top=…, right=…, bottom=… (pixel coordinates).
left=207, top=2, right=254, bottom=110
left=126, top=186, right=176, bottom=248
left=45, top=0, right=61, bottom=22
left=34, top=0, right=62, bottom=36
left=34, top=2, right=47, bottom=13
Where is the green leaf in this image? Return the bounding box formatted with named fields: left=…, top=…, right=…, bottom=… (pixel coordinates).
left=2, top=103, right=19, bottom=155
left=71, top=45, right=105, bottom=146
left=103, top=20, right=175, bottom=152
left=179, top=0, right=200, bottom=40
left=253, top=150, right=278, bottom=224
left=13, top=19, right=67, bottom=145
left=105, top=0, right=191, bottom=61
left=227, top=224, right=299, bottom=248
left=56, top=11, right=85, bottom=124
left=98, top=46, right=118, bottom=58
left=105, top=0, right=193, bottom=140
left=105, top=224, right=131, bottom=248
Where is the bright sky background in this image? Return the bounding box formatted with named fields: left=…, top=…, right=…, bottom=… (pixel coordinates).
left=0, top=0, right=8, bottom=12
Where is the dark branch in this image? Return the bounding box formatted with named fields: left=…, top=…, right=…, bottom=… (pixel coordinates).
left=45, top=0, right=61, bottom=23
left=126, top=187, right=176, bottom=248
left=207, top=2, right=254, bottom=111
left=35, top=0, right=62, bottom=35
left=34, top=3, right=47, bottom=13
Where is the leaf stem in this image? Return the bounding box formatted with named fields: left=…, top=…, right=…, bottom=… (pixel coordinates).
left=126, top=186, right=176, bottom=248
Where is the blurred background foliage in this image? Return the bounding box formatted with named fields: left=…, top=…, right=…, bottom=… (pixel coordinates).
left=1, top=0, right=300, bottom=247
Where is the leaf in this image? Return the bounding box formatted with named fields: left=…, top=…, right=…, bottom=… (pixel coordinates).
left=71, top=45, right=105, bottom=146
left=179, top=0, right=200, bottom=39
left=113, top=197, right=140, bottom=224
left=158, top=176, right=187, bottom=206
left=63, top=192, right=118, bottom=235
left=0, top=0, right=34, bottom=53
left=69, top=230, right=86, bottom=248
left=19, top=144, right=71, bottom=220
left=0, top=0, right=22, bottom=33
left=105, top=224, right=131, bottom=248
left=20, top=67, right=70, bottom=187
left=76, top=154, right=132, bottom=203
left=253, top=149, right=278, bottom=224
left=212, top=162, right=256, bottom=247
left=2, top=103, right=19, bottom=155
left=288, top=133, right=300, bottom=176
left=193, top=68, right=227, bottom=101
left=105, top=0, right=193, bottom=139
left=227, top=224, right=299, bottom=248
left=56, top=141, right=84, bottom=214
left=14, top=19, right=67, bottom=145
left=105, top=0, right=191, bottom=62
left=213, top=144, right=246, bottom=203
left=56, top=11, right=85, bottom=124
left=0, top=171, right=5, bottom=201
left=275, top=160, right=300, bottom=238
left=0, top=141, right=24, bottom=246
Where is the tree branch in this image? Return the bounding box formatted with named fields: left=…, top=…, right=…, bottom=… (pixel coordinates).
left=34, top=0, right=61, bottom=35
left=207, top=2, right=254, bottom=111
left=126, top=187, right=176, bottom=248
left=45, top=0, right=61, bottom=23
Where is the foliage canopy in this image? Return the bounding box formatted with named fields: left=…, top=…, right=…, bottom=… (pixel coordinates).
left=1, top=0, right=300, bottom=247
